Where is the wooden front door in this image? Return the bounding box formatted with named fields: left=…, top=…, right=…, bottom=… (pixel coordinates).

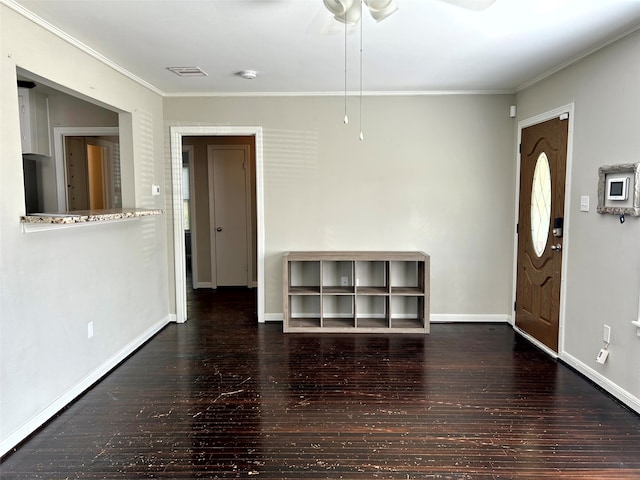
left=515, top=116, right=568, bottom=352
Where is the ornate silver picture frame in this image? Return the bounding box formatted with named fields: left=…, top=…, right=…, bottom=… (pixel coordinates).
left=597, top=163, right=640, bottom=216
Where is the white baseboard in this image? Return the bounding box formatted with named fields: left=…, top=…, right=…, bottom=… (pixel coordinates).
left=430, top=314, right=511, bottom=323
left=195, top=282, right=213, bottom=289
left=560, top=351, right=640, bottom=415
left=168, top=313, right=178, bottom=323
left=263, top=313, right=284, bottom=322
left=264, top=313, right=511, bottom=324
left=0, top=315, right=170, bottom=458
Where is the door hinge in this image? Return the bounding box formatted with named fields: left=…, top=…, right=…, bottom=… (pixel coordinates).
left=516, top=223, right=519, bottom=234
left=519, top=143, right=521, bottom=154
left=514, top=301, right=517, bottom=311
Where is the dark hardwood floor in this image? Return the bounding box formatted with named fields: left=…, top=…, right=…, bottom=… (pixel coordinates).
left=2, top=286, right=640, bottom=479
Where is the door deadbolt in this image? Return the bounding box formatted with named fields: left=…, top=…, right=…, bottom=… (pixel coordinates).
left=551, top=244, right=562, bottom=251
left=216, top=227, right=222, bottom=232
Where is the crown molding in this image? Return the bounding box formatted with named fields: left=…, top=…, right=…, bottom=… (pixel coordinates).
left=164, top=89, right=516, bottom=98
left=1, top=0, right=164, bottom=96
left=516, top=22, right=640, bottom=93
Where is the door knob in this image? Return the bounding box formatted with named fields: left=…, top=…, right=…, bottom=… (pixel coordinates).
left=216, top=227, right=222, bottom=232
left=551, top=244, right=562, bottom=251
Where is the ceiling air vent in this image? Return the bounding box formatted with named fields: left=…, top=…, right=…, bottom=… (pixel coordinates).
left=167, top=66, right=208, bottom=77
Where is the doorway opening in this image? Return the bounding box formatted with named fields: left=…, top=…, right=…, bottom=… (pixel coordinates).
left=182, top=137, right=256, bottom=290
left=53, top=127, right=120, bottom=212
left=170, top=126, right=265, bottom=324
left=64, top=136, right=121, bottom=211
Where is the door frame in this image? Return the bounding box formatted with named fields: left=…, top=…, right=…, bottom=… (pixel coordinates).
left=170, top=126, right=264, bottom=324
left=182, top=144, right=198, bottom=290
left=512, top=104, right=574, bottom=357
left=207, top=144, right=253, bottom=289
left=53, top=126, right=119, bottom=211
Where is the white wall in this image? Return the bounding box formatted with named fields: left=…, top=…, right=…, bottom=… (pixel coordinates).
left=516, top=30, right=640, bottom=411
left=0, top=5, right=170, bottom=455
left=164, top=94, right=517, bottom=321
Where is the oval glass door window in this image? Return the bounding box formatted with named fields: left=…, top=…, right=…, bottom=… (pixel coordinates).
left=531, top=152, right=551, bottom=257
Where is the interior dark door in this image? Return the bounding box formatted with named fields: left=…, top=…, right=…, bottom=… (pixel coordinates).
left=515, top=116, right=568, bottom=352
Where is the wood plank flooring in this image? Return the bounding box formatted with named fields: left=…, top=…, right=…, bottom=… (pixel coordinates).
left=2, top=287, right=639, bottom=479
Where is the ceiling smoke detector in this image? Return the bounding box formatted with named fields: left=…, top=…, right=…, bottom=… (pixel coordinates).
left=167, top=66, right=208, bottom=77
left=238, top=70, right=257, bottom=80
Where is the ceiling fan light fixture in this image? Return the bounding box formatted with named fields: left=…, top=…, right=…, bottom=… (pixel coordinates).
left=368, top=2, right=398, bottom=22
left=323, top=0, right=354, bottom=16
left=363, top=0, right=393, bottom=11
left=333, top=1, right=362, bottom=25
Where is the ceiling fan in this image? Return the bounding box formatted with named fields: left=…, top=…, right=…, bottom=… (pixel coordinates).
left=321, top=0, right=496, bottom=26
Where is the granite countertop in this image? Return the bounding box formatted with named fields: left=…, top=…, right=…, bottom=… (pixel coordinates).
left=21, top=208, right=164, bottom=225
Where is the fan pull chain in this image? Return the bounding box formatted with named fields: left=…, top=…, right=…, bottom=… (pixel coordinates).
left=343, top=13, right=349, bottom=125
left=359, top=0, right=364, bottom=141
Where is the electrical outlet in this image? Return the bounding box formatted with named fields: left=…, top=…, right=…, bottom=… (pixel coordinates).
left=596, top=348, right=609, bottom=364
left=151, top=184, right=160, bottom=196
left=340, top=276, right=349, bottom=287
left=603, top=324, right=611, bottom=344
left=87, top=321, right=94, bottom=339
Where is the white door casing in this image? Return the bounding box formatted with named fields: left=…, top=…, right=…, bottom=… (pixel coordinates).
left=182, top=145, right=198, bottom=290
left=169, top=126, right=265, bottom=324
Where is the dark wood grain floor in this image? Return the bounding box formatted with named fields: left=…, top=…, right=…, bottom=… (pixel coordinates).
left=2, top=287, right=639, bottom=479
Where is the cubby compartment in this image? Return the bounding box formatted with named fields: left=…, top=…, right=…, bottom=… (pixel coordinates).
left=322, top=260, right=354, bottom=293
left=288, top=295, right=321, bottom=328
left=288, top=260, right=320, bottom=293
left=390, top=261, right=424, bottom=294
left=283, top=252, right=429, bottom=333
left=390, top=296, right=425, bottom=329
left=356, top=295, right=389, bottom=328
left=355, top=260, right=388, bottom=294
left=322, top=295, right=355, bottom=328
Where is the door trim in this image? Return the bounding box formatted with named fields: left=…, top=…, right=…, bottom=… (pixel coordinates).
left=512, top=103, right=574, bottom=356
left=170, top=126, right=265, bottom=324
left=53, top=126, right=119, bottom=211
left=182, top=144, right=198, bottom=290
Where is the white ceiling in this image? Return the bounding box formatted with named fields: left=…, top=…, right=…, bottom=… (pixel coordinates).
left=9, top=0, right=640, bottom=95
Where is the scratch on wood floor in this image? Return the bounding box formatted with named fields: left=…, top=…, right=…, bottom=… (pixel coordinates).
left=212, top=389, right=245, bottom=403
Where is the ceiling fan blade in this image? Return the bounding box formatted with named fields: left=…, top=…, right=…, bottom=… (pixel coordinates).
left=436, top=0, right=497, bottom=11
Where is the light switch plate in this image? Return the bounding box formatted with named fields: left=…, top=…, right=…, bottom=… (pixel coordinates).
left=152, top=184, right=160, bottom=196
left=580, top=195, right=589, bottom=212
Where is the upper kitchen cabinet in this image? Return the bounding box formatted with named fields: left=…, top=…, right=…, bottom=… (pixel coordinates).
left=18, top=86, right=51, bottom=157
